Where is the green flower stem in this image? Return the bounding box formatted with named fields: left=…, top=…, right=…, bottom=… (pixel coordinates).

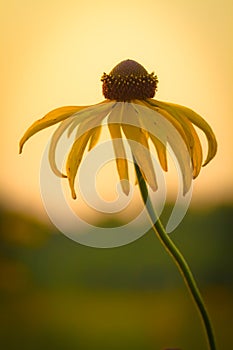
left=134, top=161, right=217, bottom=350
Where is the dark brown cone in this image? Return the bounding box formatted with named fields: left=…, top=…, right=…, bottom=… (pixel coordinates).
left=101, top=59, right=158, bottom=101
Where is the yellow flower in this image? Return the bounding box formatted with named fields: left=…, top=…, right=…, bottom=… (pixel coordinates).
left=19, top=59, right=217, bottom=199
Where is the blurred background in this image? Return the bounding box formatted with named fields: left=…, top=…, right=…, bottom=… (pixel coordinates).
left=0, top=0, right=233, bottom=349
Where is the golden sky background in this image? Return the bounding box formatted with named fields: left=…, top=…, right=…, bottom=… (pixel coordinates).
left=1, top=0, right=233, bottom=220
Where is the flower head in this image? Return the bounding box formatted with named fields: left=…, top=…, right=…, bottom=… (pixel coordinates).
left=19, top=59, right=217, bottom=199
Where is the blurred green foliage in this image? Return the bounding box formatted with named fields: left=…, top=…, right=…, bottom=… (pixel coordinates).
left=0, top=204, right=232, bottom=349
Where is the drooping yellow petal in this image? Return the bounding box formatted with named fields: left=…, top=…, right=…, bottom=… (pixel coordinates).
left=133, top=102, right=168, bottom=173
left=88, top=126, right=102, bottom=151
left=141, top=100, right=193, bottom=151
left=144, top=99, right=204, bottom=178
left=151, top=100, right=203, bottom=178
left=48, top=117, right=76, bottom=178
left=66, top=105, right=111, bottom=199
left=19, top=101, right=112, bottom=154
left=66, top=131, right=92, bottom=199
left=122, top=103, right=158, bottom=191
left=185, top=123, right=203, bottom=178
left=74, top=105, right=112, bottom=140
left=149, top=99, right=217, bottom=166
left=132, top=102, right=192, bottom=194
left=108, top=104, right=130, bottom=195
left=19, top=106, right=86, bottom=153
left=149, top=133, right=168, bottom=172
left=109, top=128, right=130, bottom=196
left=66, top=101, right=112, bottom=138
left=138, top=128, right=168, bottom=174
left=174, top=103, right=217, bottom=166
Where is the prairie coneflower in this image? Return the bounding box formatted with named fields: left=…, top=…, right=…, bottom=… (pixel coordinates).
left=19, top=59, right=217, bottom=199
left=19, top=59, right=218, bottom=350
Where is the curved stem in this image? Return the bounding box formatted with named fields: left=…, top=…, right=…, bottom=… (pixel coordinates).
left=134, top=161, right=217, bottom=350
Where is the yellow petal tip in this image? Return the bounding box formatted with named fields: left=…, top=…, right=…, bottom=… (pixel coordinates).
left=72, top=192, right=77, bottom=200
left=121, top=181, right=130, bottom=196
left=19, top=143, right=23, bottom=154
left=150, top=183, right=158, bottom=192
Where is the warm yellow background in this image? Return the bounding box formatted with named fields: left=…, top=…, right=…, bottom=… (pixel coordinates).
left=1, top=0, right=233, bottom=219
